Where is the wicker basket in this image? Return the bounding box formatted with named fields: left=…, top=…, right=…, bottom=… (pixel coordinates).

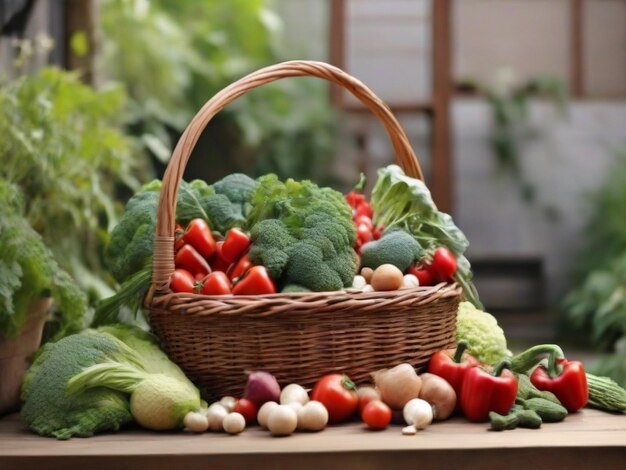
left=146, top=60, right=462, bottom=399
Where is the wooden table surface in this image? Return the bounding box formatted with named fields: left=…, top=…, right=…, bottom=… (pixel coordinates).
left=1, top=409, right=625, bottom=470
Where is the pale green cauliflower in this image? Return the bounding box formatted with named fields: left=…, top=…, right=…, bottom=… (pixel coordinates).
left=456, top=301, right=509, bottom=365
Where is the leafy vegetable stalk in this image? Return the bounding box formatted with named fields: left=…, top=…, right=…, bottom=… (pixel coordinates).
left=370, top=165, right=482, bottom=308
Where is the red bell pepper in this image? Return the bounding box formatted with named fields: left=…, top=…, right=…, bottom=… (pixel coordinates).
left=428, top=341, right=480, bottom=397
left=460, top=360, right=518, bottom=422
left=531, top=358, right=588, bottom=412
left=232, top=266, right=276, bottom=295
left=174, top=244, right=211, bottom=277
left=221, top=228, right=250, bottom=264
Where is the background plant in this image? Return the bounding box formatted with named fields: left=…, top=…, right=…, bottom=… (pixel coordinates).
left=98, top=0, right=338, bottom=184
left=0, top=66, right=149, bottom=299
left=461, top=69, right=567, bottom=210
left=562, top=148, right=626, bottom=387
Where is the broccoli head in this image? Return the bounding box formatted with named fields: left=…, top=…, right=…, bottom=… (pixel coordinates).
left=246, top=175, right=357, bottom=292
left=360, top=229, right=424, bottom=272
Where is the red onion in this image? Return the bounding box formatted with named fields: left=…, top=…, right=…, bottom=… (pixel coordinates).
left=243, top=371, right=281, bottom=405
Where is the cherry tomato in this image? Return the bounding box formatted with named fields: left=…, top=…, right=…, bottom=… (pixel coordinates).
left=345, top=191, right=366, bottom=209
left=175, top=244, right=211, bottom=277
left=198, top=271, right=231, bottom=295
left=355, top=202, right=373, bottom=219
left=174, top=224, right=186, bottom=251
left=232, top=266, right=276, bottom=295
left=357, top=387, right=381, bottom=415
left=372, top=225, right=384, bottom=240
left=429, top=247, right=458, bottom=282
left=310, top=374, right=359, bottom=423
left=354, top=215, right=373, bottom=230
left=222, top=228, right=251, bottom=264
left=209, top=241, right=232, bottom=272
left=361, top=400, right=392, bottom=430
left=234, top=398, right=258, bottom=425
left=227, top=254, right=253, bottom=281
left=169, top=269, right=196, bottom=293
left=408, top=265, right=434, bottom=286
left=183, top=219, right=216, bottom=259
left=357, top=224, right=372, bottom=245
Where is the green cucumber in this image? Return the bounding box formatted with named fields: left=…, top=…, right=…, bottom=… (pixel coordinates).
left=586, top=373, right=626, bottom=412
left=519, top=397, right=567, bottom=423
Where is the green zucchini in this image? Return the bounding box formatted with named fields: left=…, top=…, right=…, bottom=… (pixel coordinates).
left=586, top=373, right=626, bottom=412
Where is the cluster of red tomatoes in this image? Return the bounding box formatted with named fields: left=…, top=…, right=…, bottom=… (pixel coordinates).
left=406, top=246, right=458, bottom=286
left=170, top=219, right=276, bottom=295
left=345, top=190, right=384, bottom=253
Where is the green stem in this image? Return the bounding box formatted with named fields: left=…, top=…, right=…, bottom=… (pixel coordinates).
left=509, top=344, right=564, bottom=374
left=453, top=341, right=469, bottom=363
left=493, top=359, right=512, bottom=377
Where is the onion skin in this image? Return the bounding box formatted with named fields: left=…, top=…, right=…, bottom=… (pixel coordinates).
left=244, top=371, right=281, bottom=405
left=419, top=373, right=456, bottom=420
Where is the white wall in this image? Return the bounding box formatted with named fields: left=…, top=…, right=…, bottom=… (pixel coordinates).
left=453, top=99, right=626, bottom=302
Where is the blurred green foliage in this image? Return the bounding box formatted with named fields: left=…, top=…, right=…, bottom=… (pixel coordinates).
left=0, top=67, right=147, bottom=299
left=562, top=149, right=626, bottom=387
left=98, top=0, right=337, bottom=182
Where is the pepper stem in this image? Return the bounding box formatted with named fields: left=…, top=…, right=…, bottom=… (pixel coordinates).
left=453, top=341, right=469, bottom=363
left=509, top=344, right=564, bottom=373
left=492, top=359, right=512, bottom=377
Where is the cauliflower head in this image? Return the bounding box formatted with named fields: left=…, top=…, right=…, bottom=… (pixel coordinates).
left=456, top=301, right=509, bottom=365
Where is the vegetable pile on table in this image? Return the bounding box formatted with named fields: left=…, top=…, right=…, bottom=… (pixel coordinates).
left=14, top=165, right=626, bottom=440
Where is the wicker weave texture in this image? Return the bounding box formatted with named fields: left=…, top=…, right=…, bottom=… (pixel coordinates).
left=146, top=60, right=463, bottom=399
left=150, top=285, right=461, bottom=399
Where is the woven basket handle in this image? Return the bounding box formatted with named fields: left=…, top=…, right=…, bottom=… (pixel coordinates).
left=152, top=60, right=424, bottom=293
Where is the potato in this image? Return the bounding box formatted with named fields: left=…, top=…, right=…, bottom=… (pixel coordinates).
left=371, top=264, right=404, bottom=291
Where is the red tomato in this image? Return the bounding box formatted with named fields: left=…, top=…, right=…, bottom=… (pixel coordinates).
left=361, top=400, right=392, bottom=430
left=174, top=224, right=186, bottom=251
left=357, top=224, right=372, bottom=244
left=183, top=219, right=216, bottom=259
left=354, top=215, right=373, bottom=230
left=209, top=241, right=232, bottom=272
left=222, top=228, right=250, bottom=264
left=232, top=266, right=276, bottom=295
left=429, top=247, right=458, bottom=282
left=198, top=271, right=231, bottom=295
left=408, top=265, right=434, bottom=286
left=372, top=225, right=384, bottom=240
left=227, top=254, right=253, bottom=281
left=355, top=202, right=373, bottom=219
left=310, top=374, right=359, bottom=423
left=175, top=244, right=211, bottom=277
left=169, top=269, right=196, bottom=293
left=357, top=387, right=381, bottom=415
left=234, top=398, right=258, bottom=425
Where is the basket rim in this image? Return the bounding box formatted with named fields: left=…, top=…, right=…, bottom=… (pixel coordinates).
left=148, top=282, right=463, bottom=319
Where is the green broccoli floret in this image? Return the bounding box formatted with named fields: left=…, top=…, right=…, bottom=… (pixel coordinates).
left=456, top=301, right=509, bottom=365
left=21, top=325, right=201, bottom=439
left=200, top=193, right=247, bottom=234
left=285, top=240, right=345, bottom=292
left=246, top=175, right=357, bottom=292
left=281, top=284, right=312, bottom=293
left=213, top=173, right=258, bottom=205
left=360, top=229, right=424, bottom=272
left=249, top=219, right=295, bottom=279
